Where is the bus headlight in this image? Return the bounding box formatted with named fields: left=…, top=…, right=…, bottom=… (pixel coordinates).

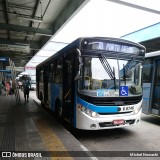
left=77, top=104, right=98, bottom=117
left=91, top=112, right=97, bottom=117
left=134, top=105, right=142, bottom=114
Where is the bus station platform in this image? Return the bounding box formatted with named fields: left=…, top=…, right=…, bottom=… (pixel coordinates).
left=0, top=90, right=96, bottom=160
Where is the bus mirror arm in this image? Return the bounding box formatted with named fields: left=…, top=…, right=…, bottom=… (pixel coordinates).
left=74, top=71, right=82, bottom=80
left=76, top=48, right=82, bottom=64
left=74, top=49, right=83, bottom=81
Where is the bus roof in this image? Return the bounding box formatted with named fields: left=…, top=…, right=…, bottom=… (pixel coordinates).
left=145, top=50, right=160, bottom=58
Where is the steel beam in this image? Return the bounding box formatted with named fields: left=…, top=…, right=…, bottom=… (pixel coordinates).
left=0, top=2, right=35, bottom=11
left=0, top=23, right=53, bottom=36
left=3, top=0, right=10, bottom=38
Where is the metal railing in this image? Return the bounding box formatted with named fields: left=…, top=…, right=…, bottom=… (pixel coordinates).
left=9, top=59, right=21, bottom=104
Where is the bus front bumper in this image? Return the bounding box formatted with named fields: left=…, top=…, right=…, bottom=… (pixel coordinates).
left=76, top=109, right=142, bottom=130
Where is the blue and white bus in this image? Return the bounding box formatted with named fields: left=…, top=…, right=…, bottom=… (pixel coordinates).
left=36, top=37, right=145, bottom=130
left=142, top=51, right=160, bottom=117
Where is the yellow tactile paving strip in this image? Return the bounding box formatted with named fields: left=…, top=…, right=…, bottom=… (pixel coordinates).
left=35, top=118, right=73, bottom=160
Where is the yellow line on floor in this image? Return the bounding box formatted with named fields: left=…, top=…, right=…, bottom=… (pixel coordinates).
left=35, top=118, right=73, bottom=160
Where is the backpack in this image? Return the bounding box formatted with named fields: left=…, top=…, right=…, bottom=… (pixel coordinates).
left=24, top=80, right=30, bottom=90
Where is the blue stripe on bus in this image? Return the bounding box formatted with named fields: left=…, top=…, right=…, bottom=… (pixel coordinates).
left=143, top=98, right=150, bottom=100
left=73, top=88, right=77, bottom=128
left=77, top=97, right=118, bottom=113
left=50, top=83, right=62, bottom=112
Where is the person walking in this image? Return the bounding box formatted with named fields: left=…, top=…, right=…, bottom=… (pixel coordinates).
left=10, top=79, right=13, bottom=94
left=5, top=81, right=10, bottom=96
left=22, top=78, right=31, bottom=102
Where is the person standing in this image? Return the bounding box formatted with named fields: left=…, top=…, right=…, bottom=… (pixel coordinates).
left=22, top=78, right=31, bottom=102
left=5, top=81, right=10, bottom=96
left=10, top=79, right=13, bottom=94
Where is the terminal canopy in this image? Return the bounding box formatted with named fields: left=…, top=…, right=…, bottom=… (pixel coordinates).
left=26, top=0, right=160, bottom=67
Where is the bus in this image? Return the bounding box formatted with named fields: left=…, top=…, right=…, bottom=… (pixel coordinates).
left=142, top=51, right=160, bottom=117
left=36, top=37, right=145, bottom=130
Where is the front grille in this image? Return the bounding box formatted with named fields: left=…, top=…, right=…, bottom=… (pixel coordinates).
left=78, top=93, right=142, bottom=106
left=98, top=111, right=132, bottom=115
left=99, top=119, right=135, bottom=127
left=92, top=97, right=141, bottom=106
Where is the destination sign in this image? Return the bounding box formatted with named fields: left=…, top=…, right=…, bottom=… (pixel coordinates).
left=105, top=43, right=133, bottom=53
left=82, top=41, right=139, bottom=54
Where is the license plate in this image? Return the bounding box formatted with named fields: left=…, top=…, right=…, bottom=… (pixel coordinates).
left=113, top=119, right=124, bottom=125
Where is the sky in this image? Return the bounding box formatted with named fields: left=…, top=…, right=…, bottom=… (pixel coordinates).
left=26, top=0, right=160, bottom=67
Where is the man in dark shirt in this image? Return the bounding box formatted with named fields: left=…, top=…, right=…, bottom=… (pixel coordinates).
left=22, top=78, right=31, bottom=102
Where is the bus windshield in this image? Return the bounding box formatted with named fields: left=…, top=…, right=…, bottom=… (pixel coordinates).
left=78, top=55, right=143, bottom=97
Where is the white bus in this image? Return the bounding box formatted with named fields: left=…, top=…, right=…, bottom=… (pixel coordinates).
left=36, top=37, right=145, bottom=130
left=142, top=51, right=160, bottom=116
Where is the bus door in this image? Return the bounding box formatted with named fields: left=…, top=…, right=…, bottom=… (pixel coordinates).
left=36, top=69, right=40, bottom=99
left=142, top=58, right=153, bottom=114
left=43, top=66, right=49, bottom=106
left=151, top=60, right=160, bottom=116
left=63, top=54, right=74, bottom=122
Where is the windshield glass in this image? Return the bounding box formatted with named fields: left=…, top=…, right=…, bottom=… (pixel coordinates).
left=78, top=56, right=143, bottom=97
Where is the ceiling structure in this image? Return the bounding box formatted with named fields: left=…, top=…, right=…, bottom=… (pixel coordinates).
left=0, top=0, right=86, bottom=67
left=0, top=0, right=160, bottom=68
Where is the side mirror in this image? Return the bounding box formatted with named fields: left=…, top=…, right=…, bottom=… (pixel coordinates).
left=74, top=71, right=82, bottom=80
left=74, top=48, right=83, bottom=81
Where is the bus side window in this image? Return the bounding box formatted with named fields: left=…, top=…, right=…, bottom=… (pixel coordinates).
left=143, top=58, right=153, bottom=83
left=40, top=69, right=44, bottom=82
left=55, top=58, right=63, bottom=84
left=49, top=63, right=54, bottom=82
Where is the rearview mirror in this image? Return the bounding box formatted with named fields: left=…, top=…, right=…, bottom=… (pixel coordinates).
left=74, top=48, right=83, bottom=81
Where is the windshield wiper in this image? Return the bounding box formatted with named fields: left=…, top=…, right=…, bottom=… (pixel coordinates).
left=99, top=54, right=115, bottom=79
left=99, top=54, right=116, bottom=90
left=124, top=57, right=138, bottom=76
left=113, top=67, right=116, bottom=91
left=123, top=64, right=126, bottom=86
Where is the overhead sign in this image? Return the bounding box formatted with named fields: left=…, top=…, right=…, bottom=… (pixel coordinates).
left=82, top=39, right=142, bottom=54
left=0, top=44, right=30, bottom=53
left=0, top=70, right=11, bottom=73
left=83, top=41, right=136, bottom=53
left=6, top=66, right=24, bottom=72
left=0, top=57, right=9, bottom=62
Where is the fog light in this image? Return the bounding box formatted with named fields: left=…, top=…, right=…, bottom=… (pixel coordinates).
left=90, top=124, right=96, bottom=128
left=91, top=112, right=97, bottom=117
left=134, top=109, right=139, bottom=114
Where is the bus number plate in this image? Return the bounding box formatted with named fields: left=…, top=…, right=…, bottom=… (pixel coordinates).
left=113, top=119, right=124, bottom=125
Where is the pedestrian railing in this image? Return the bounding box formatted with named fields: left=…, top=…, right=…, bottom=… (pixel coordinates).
left=9, top=59, right=21, bottom=104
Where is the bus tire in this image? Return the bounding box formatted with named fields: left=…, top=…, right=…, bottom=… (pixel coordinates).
left=41, top=101, right=45, bottom=107
left=39, top=92, right=43, bottom=101
left=56, top=100, right=62, bottom=119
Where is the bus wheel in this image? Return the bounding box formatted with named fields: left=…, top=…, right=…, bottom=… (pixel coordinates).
left=41, top=101, right=45, bottom=107
left=56, top=101, right=62, bottom=118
